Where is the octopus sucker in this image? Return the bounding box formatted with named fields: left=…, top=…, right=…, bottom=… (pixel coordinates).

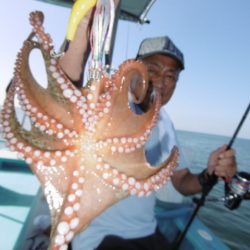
left=0, top=11, right=179, bottom=249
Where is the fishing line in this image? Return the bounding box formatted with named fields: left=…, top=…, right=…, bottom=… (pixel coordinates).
left=227, top=102, right=250, bottom=149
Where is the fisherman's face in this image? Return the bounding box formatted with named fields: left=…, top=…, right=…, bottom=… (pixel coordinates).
left=142, top=54, right=180, bottom=106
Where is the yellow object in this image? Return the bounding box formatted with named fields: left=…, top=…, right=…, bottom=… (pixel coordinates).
left=66, top=0, right=97, bottom=41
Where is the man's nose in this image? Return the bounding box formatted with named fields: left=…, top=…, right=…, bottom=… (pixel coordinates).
left=152, top=77, right=163, bottom=88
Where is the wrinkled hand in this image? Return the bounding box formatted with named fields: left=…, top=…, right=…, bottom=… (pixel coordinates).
left=207, top=145, right=237, bottom=179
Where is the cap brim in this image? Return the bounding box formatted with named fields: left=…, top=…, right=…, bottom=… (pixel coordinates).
left=136, top=51, right=184, bottom=70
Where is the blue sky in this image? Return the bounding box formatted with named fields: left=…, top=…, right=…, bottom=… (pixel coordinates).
left=1, top=0, right=249, bottom=139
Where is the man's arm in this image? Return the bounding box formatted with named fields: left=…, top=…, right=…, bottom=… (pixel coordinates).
left=171, top=169, right=201, bottom=195
left=59, top=0, right=120, bottom=86
left=171, top=145, right=237, bottom=196
left=59, top=10, right=93, bottom=86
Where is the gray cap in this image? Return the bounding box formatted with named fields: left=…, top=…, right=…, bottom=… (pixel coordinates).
left=136, top=36, right=184, bottom=70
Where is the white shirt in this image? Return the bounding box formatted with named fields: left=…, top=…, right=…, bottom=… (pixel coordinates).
left=73, top=109, right=184, bottom=250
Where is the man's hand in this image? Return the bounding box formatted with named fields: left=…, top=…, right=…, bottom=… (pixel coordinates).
left=207, top=144, right=237, bottom=179
left=59, top=8, right=95, bottom=86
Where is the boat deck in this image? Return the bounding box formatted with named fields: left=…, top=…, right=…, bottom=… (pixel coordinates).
left=0, top=149, right=40, bottom=250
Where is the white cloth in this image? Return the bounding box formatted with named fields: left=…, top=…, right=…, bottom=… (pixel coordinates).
left=73, top=109, right=184, bottom=250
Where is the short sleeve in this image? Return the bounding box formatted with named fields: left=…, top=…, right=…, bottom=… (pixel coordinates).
left=145, top=108, right=186, bottom=170
left=150, top=109, right=188, bottom=202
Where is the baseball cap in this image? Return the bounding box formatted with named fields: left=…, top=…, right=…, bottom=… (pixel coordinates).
left=136, top=36, right=185, bottom=70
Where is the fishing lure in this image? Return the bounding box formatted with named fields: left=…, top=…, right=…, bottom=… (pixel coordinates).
left=66, top=0, right=97, bottom=41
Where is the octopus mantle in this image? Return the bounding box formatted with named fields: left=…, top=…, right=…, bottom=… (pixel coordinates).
left=0, top=11, right=178, bottom=250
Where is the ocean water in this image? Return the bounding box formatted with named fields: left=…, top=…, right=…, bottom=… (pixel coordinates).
left=177, top=130, right=250, bottom=250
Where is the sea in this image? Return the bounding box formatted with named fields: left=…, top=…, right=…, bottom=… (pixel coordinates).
left=176, top=130, right=250, bottom=250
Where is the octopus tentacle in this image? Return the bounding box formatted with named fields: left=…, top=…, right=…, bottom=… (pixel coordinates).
left=1, top=83, right=76, bottom=169
left=94, top=60, right=160, bottom=141
left=29, top=11, right=53, bottom=51
left=6, top=80, right=67, bottom=148
left=27, top=11, right=84, bottom=133
left=51, top=170, right=85, bottom=249
left=92, top=147, right=178, bottom=196
left=21, top=43, right=80, bottom=132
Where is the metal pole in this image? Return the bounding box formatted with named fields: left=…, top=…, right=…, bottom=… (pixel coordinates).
left=105, top=0, right=121, bottom=70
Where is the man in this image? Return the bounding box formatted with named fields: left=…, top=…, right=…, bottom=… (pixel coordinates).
left=59, top=13, right=237, bottom=250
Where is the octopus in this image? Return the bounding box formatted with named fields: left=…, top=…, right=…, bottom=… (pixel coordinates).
left=0, top=11, right=178, bottom=250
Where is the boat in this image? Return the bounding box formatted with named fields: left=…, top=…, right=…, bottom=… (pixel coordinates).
left=155, top=200, right=230, bottom=250
left=0, top=139, right=39, bottom=250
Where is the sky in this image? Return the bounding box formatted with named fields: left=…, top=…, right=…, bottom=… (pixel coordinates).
left=0, top=0, right=250, bottom=139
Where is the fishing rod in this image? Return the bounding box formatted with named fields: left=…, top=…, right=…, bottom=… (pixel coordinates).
left=223, top=102, right=250, bottom=209
left=173, top=102, right=250, bottom=250
left=227, top=102, right=250, bottom=149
